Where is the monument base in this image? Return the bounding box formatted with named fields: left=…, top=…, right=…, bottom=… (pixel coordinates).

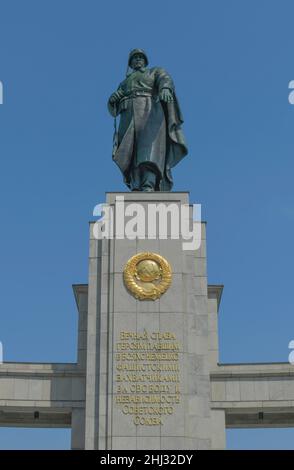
left=83, top=192, right=225, bottom=450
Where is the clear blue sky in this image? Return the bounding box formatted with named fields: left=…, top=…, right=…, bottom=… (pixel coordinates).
left=0, top=0, right=294, bottom=449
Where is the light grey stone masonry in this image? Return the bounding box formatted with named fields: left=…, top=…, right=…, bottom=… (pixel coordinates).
left=85, top=192, right=213, bottom=449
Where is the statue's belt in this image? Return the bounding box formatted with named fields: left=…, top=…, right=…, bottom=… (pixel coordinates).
left=120, top=90, right=156, bottom=101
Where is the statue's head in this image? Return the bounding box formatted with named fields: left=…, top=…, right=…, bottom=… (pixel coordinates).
left=128, top=49, right=148, bottom=70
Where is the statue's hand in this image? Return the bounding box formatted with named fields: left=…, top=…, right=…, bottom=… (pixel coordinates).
left=109, top=92, right=121, bottom=105
left=159, top=88, right=174, bottom=102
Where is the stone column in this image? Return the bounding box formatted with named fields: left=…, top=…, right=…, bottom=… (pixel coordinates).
left=71, top=408, right=85, bottom=450
left=84, top=192, right=214, bottom=449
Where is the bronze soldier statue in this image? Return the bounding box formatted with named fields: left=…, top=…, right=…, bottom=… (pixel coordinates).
left=108, top=49, right=188, bottom=191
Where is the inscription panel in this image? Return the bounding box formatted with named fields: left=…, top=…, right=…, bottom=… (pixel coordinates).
left=115, top=330, right=182, bottom=426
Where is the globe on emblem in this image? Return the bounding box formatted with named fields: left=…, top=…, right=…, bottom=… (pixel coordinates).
left=123, top=252, right=172, bottom=300
left=135, top=259, right=162, bottom=282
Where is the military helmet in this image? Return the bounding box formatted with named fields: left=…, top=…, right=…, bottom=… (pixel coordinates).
left=128, top=48, right=149, bottom=67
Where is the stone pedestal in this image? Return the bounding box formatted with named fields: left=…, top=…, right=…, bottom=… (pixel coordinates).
left=84, top=192, right=223, bottom=450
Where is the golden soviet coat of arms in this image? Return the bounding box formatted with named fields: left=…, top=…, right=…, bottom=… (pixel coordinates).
left=123, top=252, right=172, bottom=300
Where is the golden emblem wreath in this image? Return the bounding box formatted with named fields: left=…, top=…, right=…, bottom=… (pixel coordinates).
left=123, top=252, right=172, bottom=300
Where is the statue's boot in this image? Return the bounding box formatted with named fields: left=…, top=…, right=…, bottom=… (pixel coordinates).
left=129, top=164, right=157, bottom=191
left=140, top=165, right=157, bottom=192
left=129, top=167, right=141, bottom=191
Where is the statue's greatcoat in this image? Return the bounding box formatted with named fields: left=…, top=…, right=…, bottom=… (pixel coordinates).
left=108, top=67, right=188, bottom=190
